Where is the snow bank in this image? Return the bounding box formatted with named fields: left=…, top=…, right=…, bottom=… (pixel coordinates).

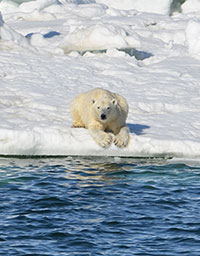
left=0, top=12, right=30, bottom=49
left=185, top=20, right=200, bottom=56
left=61, top=24, right=140, bottom=53
left=96, top=0, right=173, bottom=15
left=182, top=0, right=200, bottom=13
left=19, top=0, right=61, bottom=12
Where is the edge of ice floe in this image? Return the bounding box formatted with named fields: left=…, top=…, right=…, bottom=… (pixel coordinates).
left=0, top=128, right=200, bottom=159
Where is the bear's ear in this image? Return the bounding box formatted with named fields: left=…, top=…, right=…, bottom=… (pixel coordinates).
left=92, top=99, right=95, bottom=104
left=112, top=99, right=117, bottom=105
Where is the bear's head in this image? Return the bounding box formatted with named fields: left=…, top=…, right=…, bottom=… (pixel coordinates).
left=92, top=97, right=118, bottom=123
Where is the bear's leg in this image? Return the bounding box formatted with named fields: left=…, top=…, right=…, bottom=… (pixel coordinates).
left=71, top=108, right=85, bottom=128
left=88, top=125, right=113, bottom=148
left=114, top=126, right=130, bottom=148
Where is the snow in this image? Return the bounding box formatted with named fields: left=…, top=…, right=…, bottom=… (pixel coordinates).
left=0, top=11, right=30, bottom=49
left=61, top=24, right=140, bottom=53
left=186, top=20, right=200, bottom=56
left=96, top=0, right=173, bottom=15
left=0, top=0, right=200, bottom=159
left=182, top=0, right=200, bottom=13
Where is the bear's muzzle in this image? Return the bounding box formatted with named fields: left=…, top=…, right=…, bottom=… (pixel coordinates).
left=100, top=114, right=107, bottom=120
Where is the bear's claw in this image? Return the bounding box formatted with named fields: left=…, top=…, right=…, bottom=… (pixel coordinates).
left=114, top=135, right=129, bottom=148
left=98, top=133, right=113, bottom=148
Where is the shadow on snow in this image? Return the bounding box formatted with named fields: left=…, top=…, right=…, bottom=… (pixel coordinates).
left=128, top=123, right=150, bottom=135
left=79, top=48, right=153, bottom=60
left=118, top=48, right=153, bottom=60
left=25, top=31, right=61, bottom=39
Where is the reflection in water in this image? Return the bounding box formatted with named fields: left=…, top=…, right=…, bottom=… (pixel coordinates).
left=0, top=156, right=169, bottom=188
left=64, top=161, right=123, bottom=187
left=63, top=156, right=168, bottom=187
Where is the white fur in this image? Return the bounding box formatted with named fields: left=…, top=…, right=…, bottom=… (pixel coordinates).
left=70, top=88, right=130, bottom=148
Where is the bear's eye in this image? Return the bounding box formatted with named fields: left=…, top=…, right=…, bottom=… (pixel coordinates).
left=97, top=106, right=100, bottom=109
left=107, top=107, right=110, bottom=110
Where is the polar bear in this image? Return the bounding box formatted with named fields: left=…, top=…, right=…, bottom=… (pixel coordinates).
left=70, top=88, right=130, bottom=148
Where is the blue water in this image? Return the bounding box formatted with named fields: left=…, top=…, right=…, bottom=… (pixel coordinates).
left=0, top=157, right=200, bottom=256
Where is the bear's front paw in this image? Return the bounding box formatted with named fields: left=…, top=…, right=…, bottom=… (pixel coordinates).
left=97, top=133, right=113, bottom=148
left=114, top=134, right=129, bottom=148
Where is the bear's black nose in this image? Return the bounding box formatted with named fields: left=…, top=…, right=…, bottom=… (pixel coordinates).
left=101, top=114, right=106, bottom=120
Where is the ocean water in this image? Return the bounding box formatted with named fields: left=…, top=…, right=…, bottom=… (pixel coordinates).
left=0, top=157, right=200, bottom=256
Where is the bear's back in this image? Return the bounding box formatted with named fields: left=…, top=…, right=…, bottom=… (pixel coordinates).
left=85, top=88, right=114, bottom=100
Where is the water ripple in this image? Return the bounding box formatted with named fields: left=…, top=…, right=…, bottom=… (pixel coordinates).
left=0, top=157, right=200, bottom=255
